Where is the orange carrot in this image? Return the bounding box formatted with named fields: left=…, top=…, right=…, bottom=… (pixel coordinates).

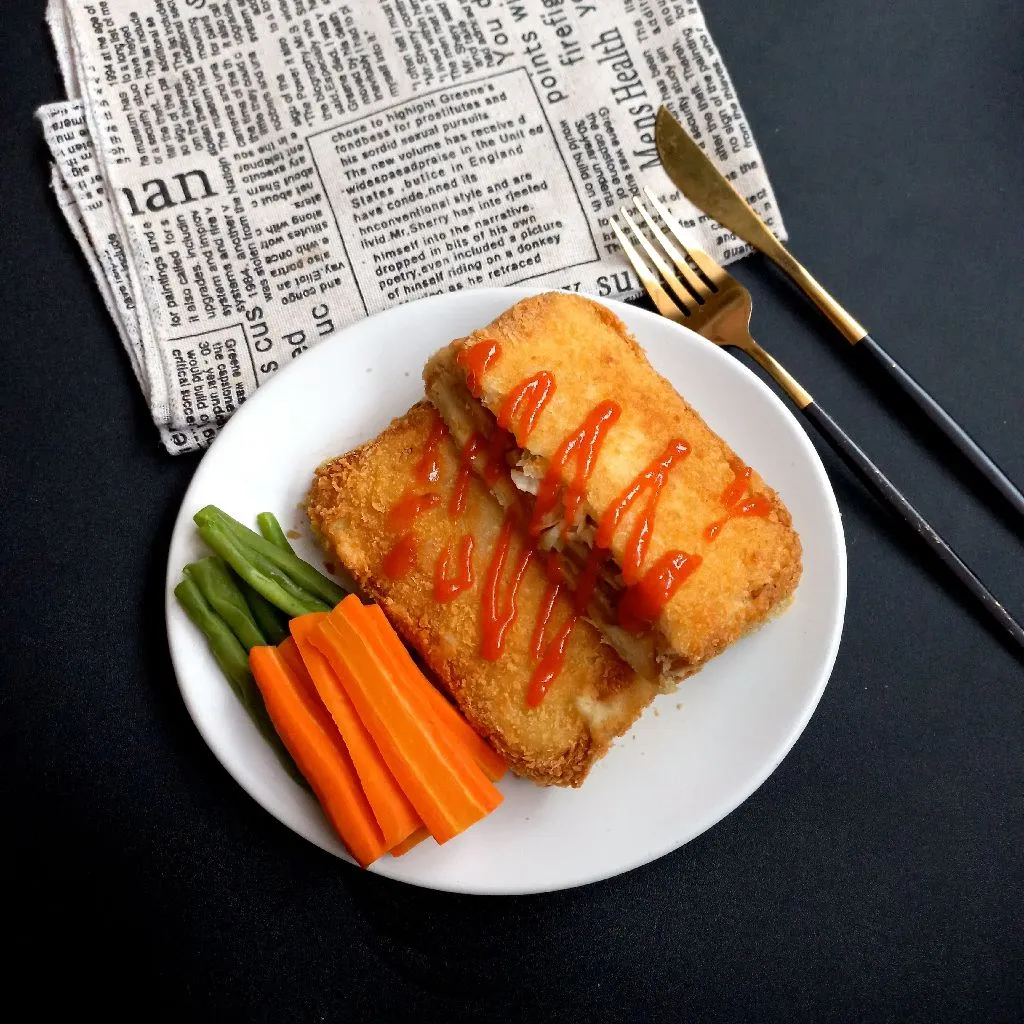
left=347, top=605, right=503, bottom=820
left=390, top=827, right=431, bottom=858
left=339, top=600, right=503, bottom=818
left=362, top=603, right=507, bottom=782
left=310, top=596, right=501, bottom=843
left=276, top=633, right=311, bottom=682
left=290, top=613, right=420, bottom=849
left=346, top=610, right=501, bottom=819
left=350, top=601, right=506, bottom=804
left=249, top=640, right=388, bottom=867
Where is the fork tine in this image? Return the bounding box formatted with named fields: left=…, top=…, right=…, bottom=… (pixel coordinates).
left=680, top=244, right=731, bottom=291
left=641, top=187, right=728, bottom=290
left=618, top=208, right=693, bottom=313
left=631, top=196, right=711, bottom=303
left=610, top=218, right=683, bottom=323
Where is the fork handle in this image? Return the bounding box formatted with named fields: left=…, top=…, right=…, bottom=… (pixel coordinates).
left=801, top=400, right=1024, bottom=651
left=856, top=334, right=1024, bottom=523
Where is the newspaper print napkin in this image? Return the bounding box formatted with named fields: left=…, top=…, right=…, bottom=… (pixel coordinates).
left=40, top=0, right=785, bottom=453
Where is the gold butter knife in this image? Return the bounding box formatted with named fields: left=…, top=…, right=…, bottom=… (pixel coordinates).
left=654, top=105, right=1024, bottom=523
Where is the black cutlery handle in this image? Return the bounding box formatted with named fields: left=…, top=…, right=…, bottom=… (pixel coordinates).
left=801, top=401, right=1024, bottom=651
left=857, top=334, right=1024, bottom=522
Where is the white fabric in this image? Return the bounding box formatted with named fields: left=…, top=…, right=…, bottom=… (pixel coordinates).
left=40, top=0, right=785, bottom=453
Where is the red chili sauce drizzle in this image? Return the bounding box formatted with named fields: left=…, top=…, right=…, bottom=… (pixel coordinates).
left=388, top=492, right=442, bottom=532
left=521, top=401, right=629, bottom=705
left=415, top=414, right=447, bottom=484
left=450, top=433, right=484, bottom=518
left=573, top=544, right=606, bottom=613
left=704, top=462, right=771, bottom=542
left=527, top=614, right=577, bottom=708
left=382, top=413, right=447, bottom=581
left=497, top=371, right=556, bottom=446
left=451, top=431, right=509, bottom=511
left=596, top=439, right=690, bottom=585
left=525, top=553, right=574, bottom=707
left=483, top=430, right=514, bottom=485
left=616, top=550, right=703, bottom=633
left=458, top=339, right=501, bottom=396
left=382, top=533, right=420, bottom=580
left=530, top=552, right=566, bottom=660
left=384, top=378, right=766, bottom=709
left=480, top=509, right=534, bottom=660
left=529, top=401, right=621, bottom=537
left=434, top=535, right=475, bottom=603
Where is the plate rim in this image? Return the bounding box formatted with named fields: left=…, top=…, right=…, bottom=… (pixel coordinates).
left=164, top=286, right=847, bottom=894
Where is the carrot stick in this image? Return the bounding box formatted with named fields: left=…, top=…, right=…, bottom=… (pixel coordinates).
left=362, top=603, right=507, bottom=782
left=345, top=604, right=502, bottom=817
left=249, top=640, right=388, bottom=867
left=351, top=602, right=506, bottom=800
left=310, top=597, right=500, bottom=843
left=290, top=614, right=420, bottom=849
left=390, top=827, right=431, bottom=858
left=276, top=632, right=311, bottom=681
left=337, top=599, right=503, bottom=817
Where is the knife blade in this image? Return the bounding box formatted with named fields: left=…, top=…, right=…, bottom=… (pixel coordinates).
left=653, top=105, right=1024, bottom=523
left=653, top=105, right=867, bottom=342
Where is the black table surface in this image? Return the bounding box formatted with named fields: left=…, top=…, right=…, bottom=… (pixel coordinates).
left=4, top=1, right=1022, bottom=1020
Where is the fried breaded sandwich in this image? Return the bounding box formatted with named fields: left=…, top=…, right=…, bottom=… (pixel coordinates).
left=424, top=292, right=802, bottom=687
left=307, top=403, right=658, bottom=787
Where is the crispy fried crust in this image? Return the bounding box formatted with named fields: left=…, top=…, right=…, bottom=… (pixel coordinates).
left=306, top=402, right=657, bottom=787
left=425, top=349, right=665, bottom=684
left=424, top=292, right=803, bottom=678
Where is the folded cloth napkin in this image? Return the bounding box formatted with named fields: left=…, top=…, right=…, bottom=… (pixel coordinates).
left=39, top=0, right=785, bottom=453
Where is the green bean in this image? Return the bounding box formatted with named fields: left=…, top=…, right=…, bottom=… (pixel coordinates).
left=195, top=505, right=345, bottom=607
left=184, top=556, right=266, bottom=651
left=230, top=533, right=330, bottom=615
left=197, top=519, right=329, bottom=617
left=257, top=512, right=296, bottom=555
left=174, top=578, right=252, bottom=699
left=238, top=577, right=289, bottom=645
left=175, top=577, right=308, bottom=789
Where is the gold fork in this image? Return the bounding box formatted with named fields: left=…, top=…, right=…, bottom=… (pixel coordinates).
left=613, top=190, right=1024, bottom=652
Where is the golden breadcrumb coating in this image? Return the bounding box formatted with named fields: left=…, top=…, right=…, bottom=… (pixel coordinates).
left=424, top=292, right=802, bottom=681
left=306, top=402, right=658, bottom=787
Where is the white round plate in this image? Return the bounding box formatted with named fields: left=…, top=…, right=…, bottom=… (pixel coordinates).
left=166, top=287, right=846, bottom=894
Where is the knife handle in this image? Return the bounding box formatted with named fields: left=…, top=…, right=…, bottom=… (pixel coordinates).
left=769, top=246, right=868, bottom=343
left=800, top=401, right=1024, bottom=651
left=855, top=333, right=1024, bottom=523
left=772, top=242, right=1024, bottom=522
